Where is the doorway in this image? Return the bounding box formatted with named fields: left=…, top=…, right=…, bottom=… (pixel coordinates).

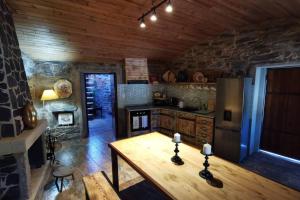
left=83, top=73, right=116, bottom=138
left=260, top=68, right=300, bottom=160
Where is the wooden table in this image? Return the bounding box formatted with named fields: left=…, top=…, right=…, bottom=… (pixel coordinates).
left=108, top=132, right=300, bottom=200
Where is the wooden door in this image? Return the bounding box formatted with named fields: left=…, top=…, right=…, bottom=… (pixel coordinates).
left=261, top=68, right=300, bottom=160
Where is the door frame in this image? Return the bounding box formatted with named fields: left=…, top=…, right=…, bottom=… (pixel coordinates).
left=80, top=72, right=118, bottom=138
left=250, top=63, right=300, bottom=155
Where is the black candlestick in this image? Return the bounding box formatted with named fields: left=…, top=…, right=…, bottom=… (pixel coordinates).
left=199, top=153, right=213, bottom=180
left=171, top=140, right=184, bottom=165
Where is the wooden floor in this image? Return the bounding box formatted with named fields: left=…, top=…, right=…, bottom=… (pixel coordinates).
left=42, top=117, right=142, bottom=200
left=42, top=115, right=300, bottom=199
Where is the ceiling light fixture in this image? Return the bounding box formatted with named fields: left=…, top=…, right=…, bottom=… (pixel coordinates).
left=138, top=0, right=173, bottom=28
left=165, top=0, right=173, bottom=13
left=140, top=17, right=146, bottom=28
left=150, top=9, right=157, bottom=22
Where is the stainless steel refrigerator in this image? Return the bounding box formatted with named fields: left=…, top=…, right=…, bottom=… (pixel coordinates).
left=214, top=78, right=253, bottom=162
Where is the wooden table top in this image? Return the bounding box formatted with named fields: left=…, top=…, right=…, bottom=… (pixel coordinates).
left=109, top=132, right=300, bottom=200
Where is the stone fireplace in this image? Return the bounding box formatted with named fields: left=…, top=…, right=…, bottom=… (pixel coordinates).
left=0, top=1, right=51, bottom=199
left=0, top=120, right=49, bottom=199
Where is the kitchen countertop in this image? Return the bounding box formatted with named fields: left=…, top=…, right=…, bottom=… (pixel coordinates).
left=125, top=105, right=215, bottom=118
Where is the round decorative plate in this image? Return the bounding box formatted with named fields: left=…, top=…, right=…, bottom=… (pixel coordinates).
left=192, top=72, right=205, bottom=83
left=54, top=79, right=72, bottom=98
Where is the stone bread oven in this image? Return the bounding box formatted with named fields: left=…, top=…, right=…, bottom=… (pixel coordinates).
left=0, top=1, right=50, bottom=199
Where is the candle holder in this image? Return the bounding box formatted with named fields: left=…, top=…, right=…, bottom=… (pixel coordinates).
left=199, top=152, right=213, bottom=180
left=171, top=139, right=184, bottom=165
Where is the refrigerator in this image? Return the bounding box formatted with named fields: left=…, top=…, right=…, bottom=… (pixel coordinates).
left=214, top=78, right=253, bottom=162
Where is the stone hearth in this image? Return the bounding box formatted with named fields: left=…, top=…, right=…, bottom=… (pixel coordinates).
left=0, top=120, right=50, bottom=200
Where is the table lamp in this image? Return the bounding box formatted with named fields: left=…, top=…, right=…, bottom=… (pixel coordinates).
left=41, top=89, right=59, bottom=108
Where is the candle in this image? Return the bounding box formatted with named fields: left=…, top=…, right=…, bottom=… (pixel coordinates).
left=203, top=143, right=212, bottom=155
left=174, top=133, right=181, bottom=143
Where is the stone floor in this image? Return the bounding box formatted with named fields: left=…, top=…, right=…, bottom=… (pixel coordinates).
left=241, top=151, right=300, bottom=191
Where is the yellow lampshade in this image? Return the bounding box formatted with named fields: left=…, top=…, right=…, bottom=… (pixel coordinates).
left=41, top=89, right=59, bottom=101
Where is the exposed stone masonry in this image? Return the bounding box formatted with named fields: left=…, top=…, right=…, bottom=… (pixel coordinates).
left=22, top=58, right=124, bottom=137
left=0, top=154, right=20, bottom=200
left=94, top=74, right=114, bottom=114
left=0, top=0, right=32, bottom=138
left=151, top=19, right=300, bottom=80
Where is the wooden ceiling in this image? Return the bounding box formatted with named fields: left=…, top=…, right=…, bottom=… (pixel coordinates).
left=6, top=0, right=300, bottom=62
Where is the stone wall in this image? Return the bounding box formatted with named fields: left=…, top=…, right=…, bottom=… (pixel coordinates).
left=93, top=74, right=114, bottom=114
left=0, top=0, right=32, bottom=138
left=23, top=58, right=124, bottom=137
left=0, top=154, right=20, bottom=200
left=156, top=19, right=300, bottom=80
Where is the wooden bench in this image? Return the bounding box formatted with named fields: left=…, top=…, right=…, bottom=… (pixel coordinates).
left=83, top=171, right=120, bottom=200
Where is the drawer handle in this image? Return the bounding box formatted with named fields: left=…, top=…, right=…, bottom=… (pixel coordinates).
left=201, top=133, right=207, bottom=138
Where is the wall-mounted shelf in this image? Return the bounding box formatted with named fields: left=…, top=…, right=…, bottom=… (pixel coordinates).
left=151, top=82, right=216, bottom=86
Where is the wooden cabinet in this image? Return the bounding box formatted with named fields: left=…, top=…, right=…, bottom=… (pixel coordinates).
left=127, top=108, right=214, bottom=148
left=159, top=109, right=214, bottom=147
left=160, top=110, right=176, bottom=136
left=151, top=109, right=160, bottom=131
left=196, top=116, right=214, bottom=147
left=176, top=118, right=195, bottom=137
left=176, top=112, right=196, bottom=144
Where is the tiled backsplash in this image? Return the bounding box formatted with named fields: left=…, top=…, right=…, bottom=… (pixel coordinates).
left=117, top=84, right=152, bottom=108
left=117, top=84, right=216, bottom=108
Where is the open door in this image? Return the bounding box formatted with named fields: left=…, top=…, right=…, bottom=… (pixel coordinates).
left=260, top=68, right=300, bottom=160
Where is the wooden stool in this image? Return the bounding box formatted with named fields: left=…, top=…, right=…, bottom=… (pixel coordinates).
left=52, top=166, right=74, bottom=192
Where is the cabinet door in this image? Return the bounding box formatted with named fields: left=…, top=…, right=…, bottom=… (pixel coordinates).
left=176, top=118, right=196, bottom=138
left=160, top=114, right=175, bottom=136
left=160, top=115, right=173, bottom=130
left=151, top=109, right=160, bottom=131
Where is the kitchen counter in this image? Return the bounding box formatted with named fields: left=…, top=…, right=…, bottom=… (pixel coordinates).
left=125, top=105, right=215, bottom=119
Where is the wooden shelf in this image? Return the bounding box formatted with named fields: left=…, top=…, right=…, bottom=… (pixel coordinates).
left=151, top=82, right=216, bottom=85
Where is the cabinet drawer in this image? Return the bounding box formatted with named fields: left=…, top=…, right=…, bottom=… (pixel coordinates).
left=160, top=109, right=176, bottom=116
left=177, top=112, right=196, bottom=120
left=196, top=117, right=213, bottom=126
left=196, top=125, right=213, bottom=134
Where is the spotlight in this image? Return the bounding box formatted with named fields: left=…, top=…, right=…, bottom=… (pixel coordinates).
left=150, top=9, right=157, bottom=22
left=165, top=0, right=173, bottom=13
left=140, top=18, right=146, bottom=28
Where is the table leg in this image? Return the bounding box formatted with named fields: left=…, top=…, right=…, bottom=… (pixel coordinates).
left=55, top=177, right=59, bottom=192
left=111, top=149, right=119, bottom=192
left=60, top=178, right=64, bottom=192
